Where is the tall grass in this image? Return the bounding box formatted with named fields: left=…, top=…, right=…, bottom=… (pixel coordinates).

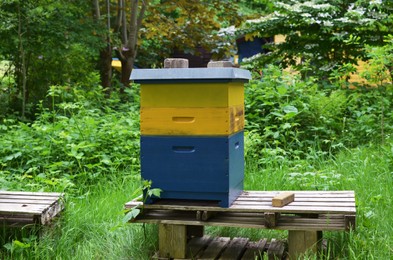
left=209, top=141, right=393, bottom=259
left=1, top=173, right=158, bottom=260
left=1, top=142, right=392, bottom=259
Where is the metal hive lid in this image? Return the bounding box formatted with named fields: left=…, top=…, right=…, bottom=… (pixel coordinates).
left=130, top=68, right=251, bottom=83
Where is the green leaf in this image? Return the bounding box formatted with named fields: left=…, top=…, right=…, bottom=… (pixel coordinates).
left=148, top=188, right=162, bottom=198
left=123, top=208, right=140, bottom=223
left=3, top=243, right=12, bottom=252
left=283, top=105, right=298, bottom=114
left=3, top=152, right=22, bottom=161
left=282, top=123, right=292, bottom=129
left=276, top=85, right=287, bottom=95
left=11, top=240, right=31, bottom=251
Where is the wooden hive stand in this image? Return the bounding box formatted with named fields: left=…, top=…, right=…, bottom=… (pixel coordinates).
left=125, top=190, right=356, bottom=259
left=0, top=191, right=64, bottom=228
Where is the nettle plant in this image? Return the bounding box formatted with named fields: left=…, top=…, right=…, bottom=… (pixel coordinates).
left=360, top=36, right=393, bottom=145
left=0, top=84, right=141, bottom=192
left=244, top=65, right=351, bottom=161
left=123, top=179, right=162, bottom=223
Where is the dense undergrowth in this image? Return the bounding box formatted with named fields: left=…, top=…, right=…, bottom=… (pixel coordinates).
left=0, top=68, right=392, bottom=259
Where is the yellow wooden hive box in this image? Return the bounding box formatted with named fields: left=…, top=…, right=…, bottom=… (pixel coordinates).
left=140, top=105, right=244, bottom=136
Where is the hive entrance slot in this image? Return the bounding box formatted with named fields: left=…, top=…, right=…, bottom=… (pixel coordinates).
left=172, top=116, right=195, bottom=123
left=172, top=146, right=196, bottom=153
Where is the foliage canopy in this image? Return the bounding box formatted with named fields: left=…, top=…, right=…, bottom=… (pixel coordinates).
left=239, top=0, right=393, bottom=78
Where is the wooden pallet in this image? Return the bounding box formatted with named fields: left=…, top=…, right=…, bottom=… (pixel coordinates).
left=153, top=235, right=285, bottom=260
left=0, top=191, right=64, bottom=227
left=125, top=190, right=356, bottom=259
left=125, top=190, right=356, bottom=231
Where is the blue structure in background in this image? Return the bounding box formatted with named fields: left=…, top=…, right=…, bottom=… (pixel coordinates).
left=236, top=37, right=271, bottom=63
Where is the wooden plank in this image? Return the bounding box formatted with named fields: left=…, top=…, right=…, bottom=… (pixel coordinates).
left=272, top=192, right=295, bottom=207
left=264, top=212, right=278, bottom=228
left=202, top=211, right=217, bottom=221
left=158, top=224, right=187, bottom=259
left=0, top=199, right=59, bottom=204
left=0, top=204, right=48, bottom=214
left=40, top=198, right=64, bottom=225
left=267, top=239, right=285, bottom=260
left=198, top=237, right=230, bottom=259
left=230, top=205, right=356, bottom=214
left=232, top=201, right=356, bottom=207
left=133, top=209, right=348, bottom=230
left=236, top=197, right=355, bottom=202
left=288, top=230, right=322, bottom=259
left=242, top=190, right=355, bottom=195
left=345, top=215, right=356, bottom=231
left=241, top=239, right=267, bottom=260
left=137, top=218, right=345, bottom=231
left=0, top=214, right=35, bottom=226
left=187, top=235, right=212, bottom=258
left=219, top=237, right=249, bottom=260
left=127, top=203, right=356, bottom=214
left=0, top=191, right=63, bottom=197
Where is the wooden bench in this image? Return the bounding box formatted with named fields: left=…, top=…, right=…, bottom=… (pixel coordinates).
left=0, top=191, right=64, bottom=227
left=125, top=190, right=356, bottom=259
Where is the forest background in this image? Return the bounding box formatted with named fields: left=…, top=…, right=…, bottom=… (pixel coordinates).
left=0, top=0, right=392, bottom=259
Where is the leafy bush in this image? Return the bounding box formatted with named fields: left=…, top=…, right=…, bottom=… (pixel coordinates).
left=244, top=65, right=349, bottom=159
left=0, top=75, right=16, bottom=119
left=0, top=82, right=141, bottom=192
left=244, top=64, right=393, bottom=163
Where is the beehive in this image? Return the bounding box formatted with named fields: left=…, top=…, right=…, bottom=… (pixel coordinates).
left=131, top=67, right=251, bottom=207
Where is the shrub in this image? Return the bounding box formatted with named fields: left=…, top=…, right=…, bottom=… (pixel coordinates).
left=0, top=83, right=141, bottom=192
left=244, top=64, right=393, bottom=163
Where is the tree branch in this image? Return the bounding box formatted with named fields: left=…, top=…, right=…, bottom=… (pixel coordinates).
left=92, top=0, right=100, bottom=20
left=137, top=0, right=148, bottom=32
left=114, top=0, right=122, bottom=33
left=128, top=0, right=138, bottom=50
left=121, top=0, right=127, bottom=45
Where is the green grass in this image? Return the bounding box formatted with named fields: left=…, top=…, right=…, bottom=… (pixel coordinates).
left=1, top=143, right=393, bottom=259
left=1, top=173, right=158, bottom=260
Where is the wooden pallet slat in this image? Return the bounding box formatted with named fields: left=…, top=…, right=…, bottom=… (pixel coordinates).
left=125, top=190, right=356, bottom=216
left=219, top=237, right=249, bottom=260
left=187, top=235, right=212, bottom=259
left=0, top=204, right=49, bottom=214
left=0, top=191, right=64, bottom=225
left=198, top=237, right=230, bottom=259
left=267, top=239, right=285, bottom=260
left=0, top=191, right=63, bottom=197
left=241, top=239, right=267, bottom=260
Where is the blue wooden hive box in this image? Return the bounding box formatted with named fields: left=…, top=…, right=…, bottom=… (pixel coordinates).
left=131, top=67, right=251, bottom=207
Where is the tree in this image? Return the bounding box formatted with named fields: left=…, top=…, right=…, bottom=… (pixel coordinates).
left=239, top=0, right=393, bottom=80
left=136, top=0, right=242, bottom=68
left=92, top=0, right=243, bottom=92
left=113, top=0, right=148, bottom=92
left=92, top=0, right=113, bottom=94
left=0, top=0, right=102, bottom=118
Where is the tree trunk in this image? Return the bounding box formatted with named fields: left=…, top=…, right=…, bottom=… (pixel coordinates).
left=92, top=0, right=113, bottom=94
left=99, top=45, right=113, bottom=95
left=116, top=0, right=148, bottom=91
left=119, top=51, right=134, bottom=94
left=17, top=3, right=27, bottom=118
